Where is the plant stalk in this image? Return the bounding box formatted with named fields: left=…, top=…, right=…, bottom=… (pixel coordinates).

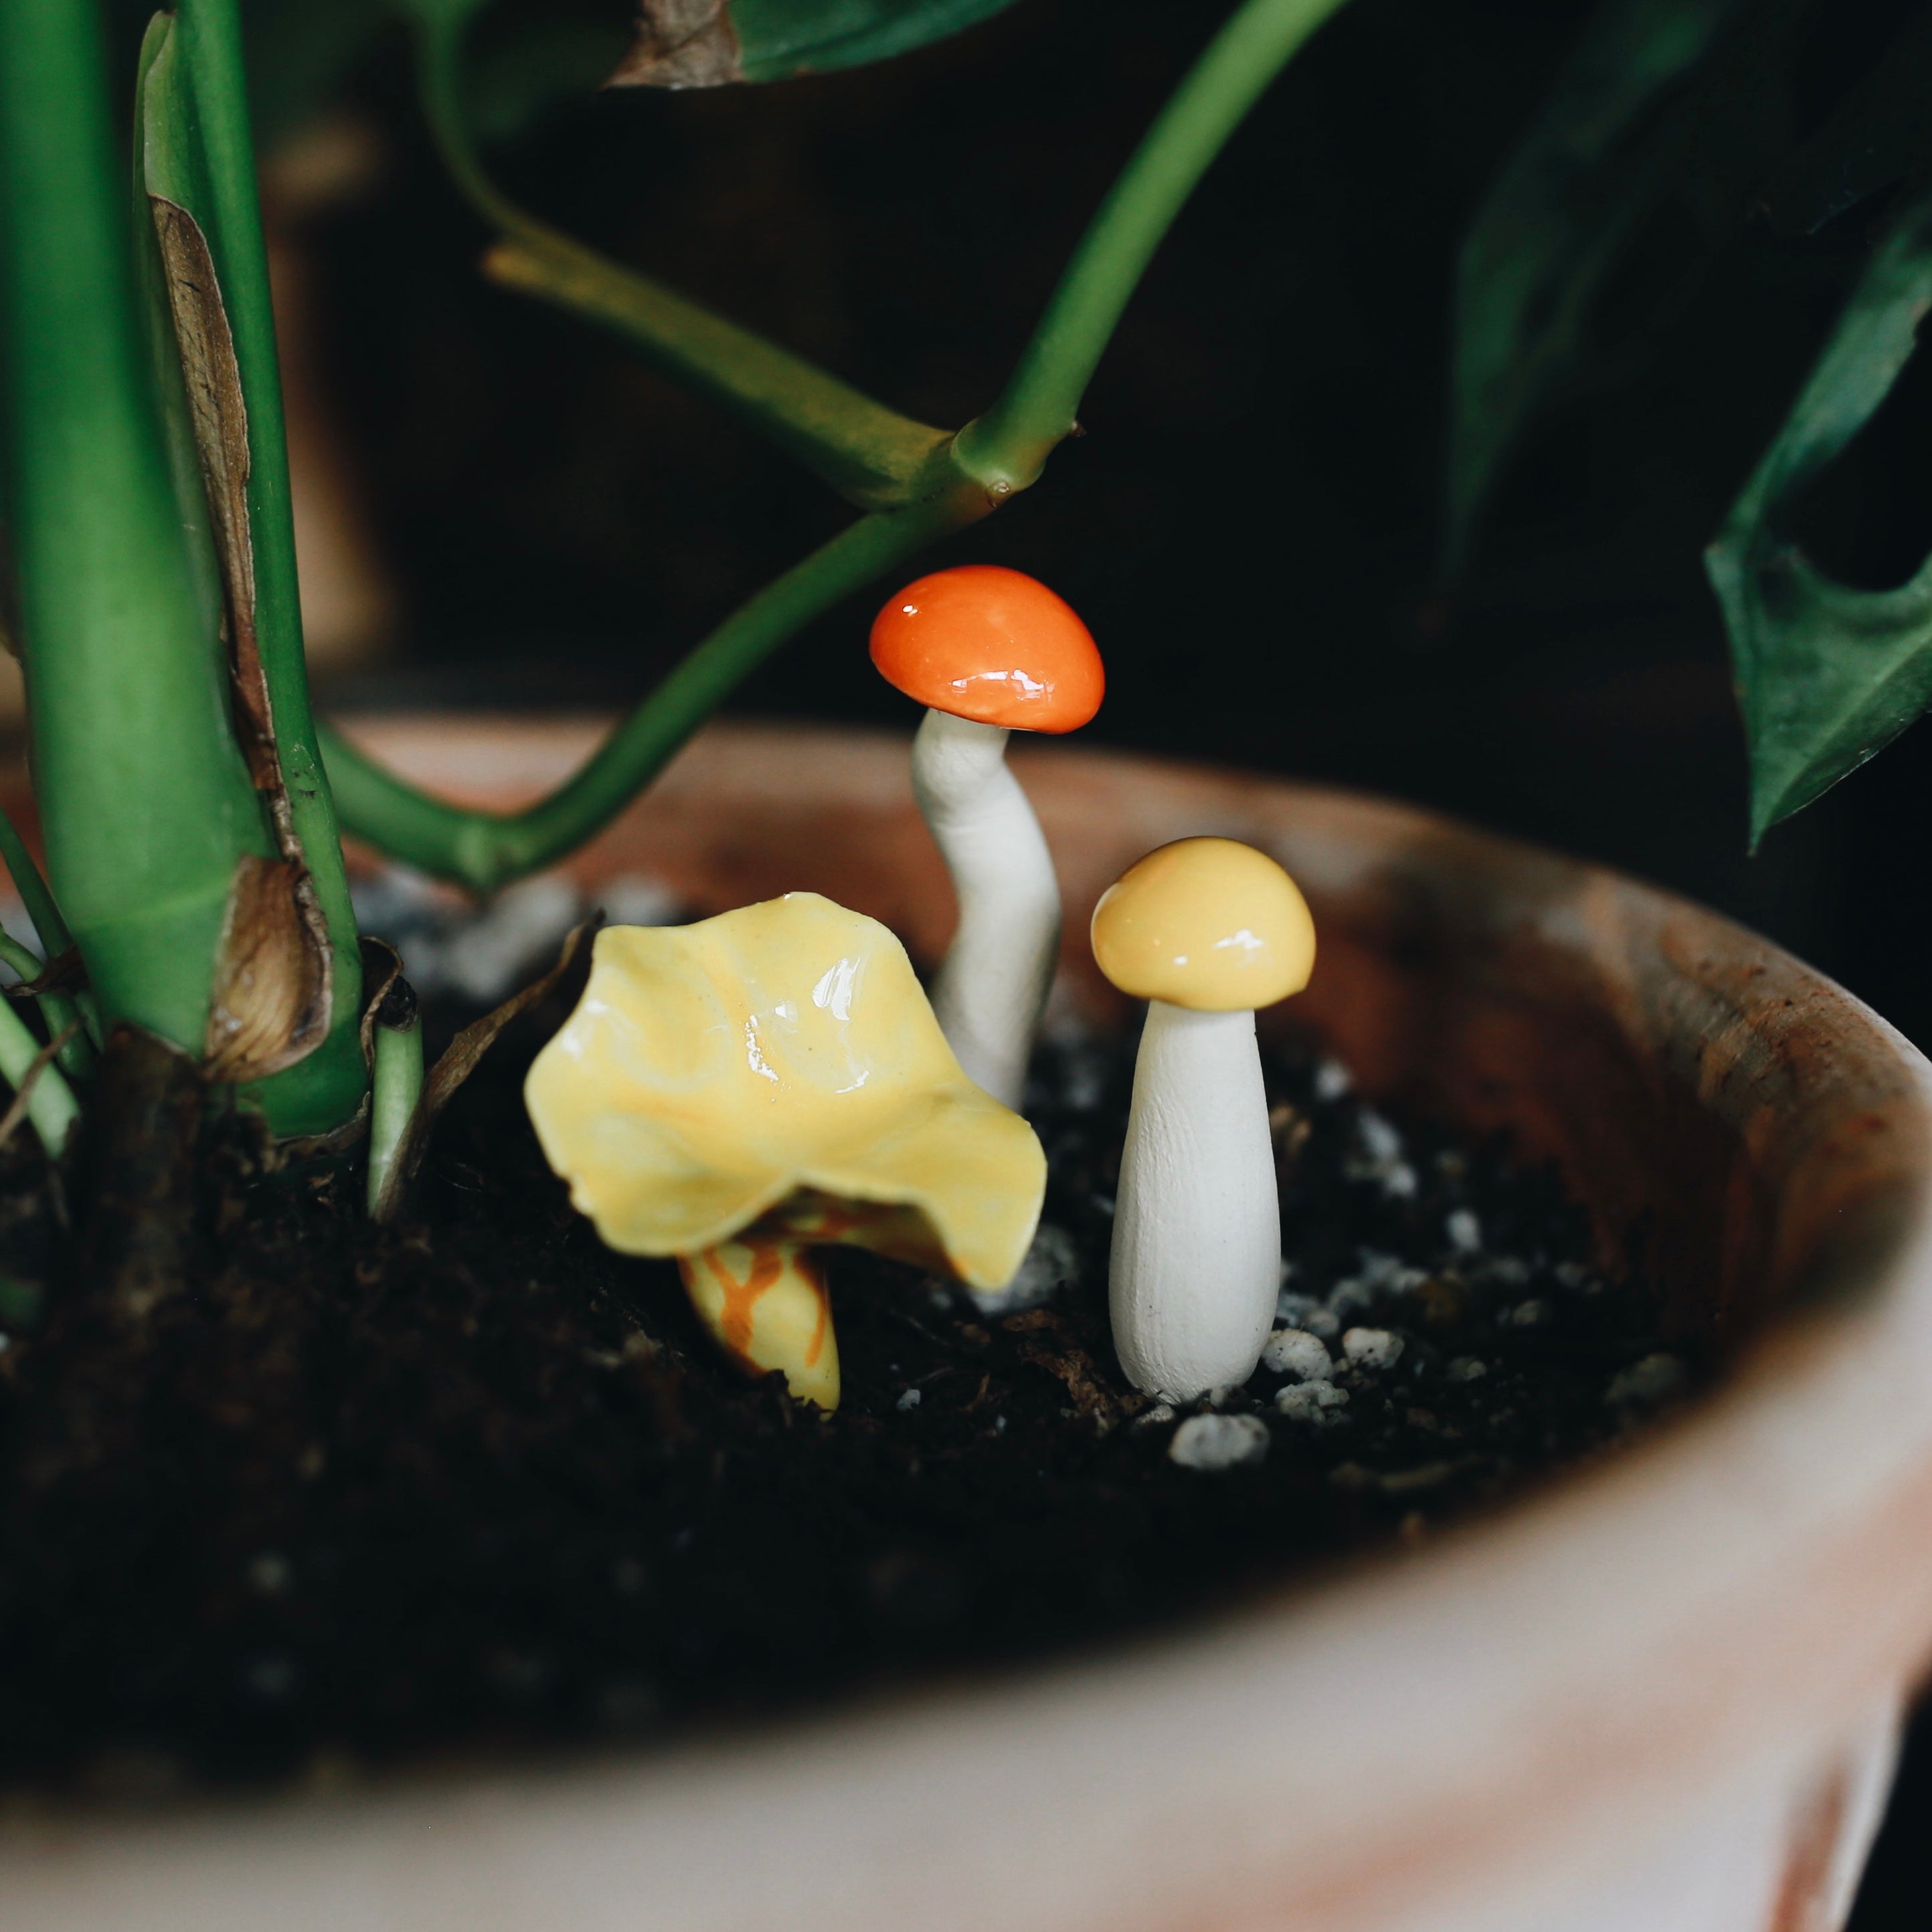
left=956, top=0, right=1357, bottom=486
left=323, top=496, right=972, bottom=890
left=0, top=0, right=276, bottom=1054
left=367, top=980, right=424, bottom=1219
left=169, top=0, right=367, bottom=1134
left=416, top=14, right=951, bottom=511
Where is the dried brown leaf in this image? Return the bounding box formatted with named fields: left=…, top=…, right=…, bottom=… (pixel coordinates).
left=373, top=918, right=596, bottom=1221
left=150, top=196, right=333, bottom=1082
left=355, top=936, right=405, bottom=1069
left=203, top=855, right=331, bottom=1084
left=607, top=0, right=743, bottom=87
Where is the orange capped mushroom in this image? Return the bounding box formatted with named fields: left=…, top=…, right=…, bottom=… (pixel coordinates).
left=870, top=566, right=1105, bottom=1110
left=870, top=564, right=1103, bottom=733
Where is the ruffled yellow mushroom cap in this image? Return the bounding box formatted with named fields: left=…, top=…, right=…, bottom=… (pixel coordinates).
left=1090, top=837, right=1316, bottom=1012
left=524, top=893, right=1046, bottom=1292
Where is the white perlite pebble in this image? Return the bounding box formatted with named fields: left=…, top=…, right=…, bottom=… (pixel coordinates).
left=1342, top=1327, right=1405, bottom=1370
left=1168, top=1412, right=1270, bottom=1470
left=1262, top=1328, right=1333, bottom=1381
left=1314, top=1058, right=1354, bottom=1100
left=1499, top=1298, right=1551, bottom=1328
left=1135, top=1401, right=1177, bottom=1428
left=1446, top=1208, right=1481, bottom=1254
left=1276, top=1380, right=1349, bottom=1424
left=1445, top=1356, right=1487, bottom=1382
left=1356, top=1111, right=1403, bottom=1165
left=896, top=1388, right=922, bottom=1411
left=1605, top=1353, right=1688, bottom=1408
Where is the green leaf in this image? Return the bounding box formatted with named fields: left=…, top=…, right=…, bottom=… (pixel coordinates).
left=1445, top=0, right=1744, bottom=573
left=606, top=0, right=1026, bottom=88
left=1707, top=180, right=1932, bottom=845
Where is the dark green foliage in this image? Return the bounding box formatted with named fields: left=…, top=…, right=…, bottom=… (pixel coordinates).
left=1444, top=0, right=1745, bottom=574
left=1707, top=182, right=1932, bottom=843
left=1453, top=0, right=1932, bottom=840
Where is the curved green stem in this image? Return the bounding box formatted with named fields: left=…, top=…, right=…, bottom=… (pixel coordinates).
left=332, top=0, right=1352, bottom=892
left=415, top=15, right=950, bottom=511
left=325, top=493, right=974, bottom=891
left=956, top=0, right=1356, bottom=486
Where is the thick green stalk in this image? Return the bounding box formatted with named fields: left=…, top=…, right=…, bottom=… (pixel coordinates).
left=0, top=0, right=274, bottom=1051
left=323, top=496, right=973, bottom=890
left=956, top=0, right=1356, bottom=484
left=170, top=0, right=367, bottom=1133
left=416, top=14, right=950, bottom=511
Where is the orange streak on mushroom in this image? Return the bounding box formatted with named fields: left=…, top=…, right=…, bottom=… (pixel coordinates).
left=708, top=1241, right=784, bottom=1362
left=805, top=1276, right=829, bottom=1369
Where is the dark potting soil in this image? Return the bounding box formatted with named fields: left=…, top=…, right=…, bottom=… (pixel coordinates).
left=0, top=978, right=1697, bottom=1799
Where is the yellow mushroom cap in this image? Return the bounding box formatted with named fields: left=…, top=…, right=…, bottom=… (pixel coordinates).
left=1089, top=837, right=1315, bottom=1012
left=524, top=893, right=1044, bottom=1290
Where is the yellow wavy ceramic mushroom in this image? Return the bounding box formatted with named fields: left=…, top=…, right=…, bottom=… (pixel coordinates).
left=525, top=893, right=1046, bottom=1410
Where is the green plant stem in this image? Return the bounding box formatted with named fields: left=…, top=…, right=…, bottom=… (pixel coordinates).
left=0, top=939, right=93, bottom=1084
left=956, top=0, right=1356, bottom=485
left=0, top=996, right=80, bottom=1159
left=415, top=14, right=950, bottom=511
left=323, top=496, right=970, bottom=890
left=329, top=0, right=1351, bottom=890
left=0, top=805, right=73, bottom=958
left=0, top=0, right=276, bottom=1054
left=0, top=810, right=97, bottom=1069
left=171, top=0, right=367, bottom=1134
left=0, top=934, right=41, bottom=987
left=367, top=994, right=424, bottom=1219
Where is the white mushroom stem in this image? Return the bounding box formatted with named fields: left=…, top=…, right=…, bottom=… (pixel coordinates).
left=911, top=707, right=1060, bottom=1110
left=1109, top=1000, right=1279, bottom=1400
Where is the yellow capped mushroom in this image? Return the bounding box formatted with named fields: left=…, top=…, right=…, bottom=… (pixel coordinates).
left=526, top=893, right=1046, bottom=1410
left=1091, top=839, right=1316, bottom=1400
left=1091, top=836, right=1315, bottom=1011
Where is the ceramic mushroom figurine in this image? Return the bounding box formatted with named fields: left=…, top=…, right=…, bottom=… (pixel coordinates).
left=870, top=564, right=1104, bottom=1110
left=1090, top=838, right=1316, bottom=1401
left=525, top=892, right=1046, bottom=1410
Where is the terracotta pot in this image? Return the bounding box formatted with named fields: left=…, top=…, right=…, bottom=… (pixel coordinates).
left=6, top=715, right=1931, bottom=1932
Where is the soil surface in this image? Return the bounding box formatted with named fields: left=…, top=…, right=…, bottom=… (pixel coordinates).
left=0, top=962, right=1696, bottom=1798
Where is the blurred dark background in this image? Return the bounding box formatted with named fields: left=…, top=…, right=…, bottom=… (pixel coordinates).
left=236, top=0, right=1932, bottom=1917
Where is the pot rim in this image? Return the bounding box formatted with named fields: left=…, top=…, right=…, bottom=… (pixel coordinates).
left=8, top=716, right=1932, bottom=1932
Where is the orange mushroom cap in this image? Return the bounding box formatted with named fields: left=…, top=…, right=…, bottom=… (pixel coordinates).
left=870, top=564, right=1103, bottom=733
